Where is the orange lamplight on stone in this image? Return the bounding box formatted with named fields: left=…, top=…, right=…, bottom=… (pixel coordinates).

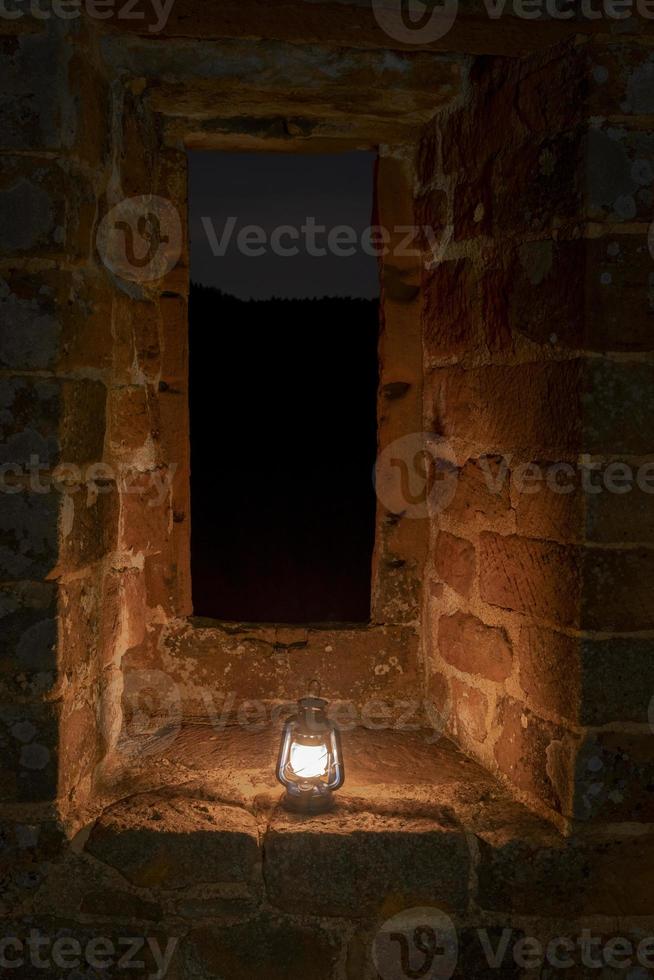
left=276, top=682, right=344, bottom=813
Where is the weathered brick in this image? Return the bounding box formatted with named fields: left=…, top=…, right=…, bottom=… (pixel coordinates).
left=494, top=697, right=576, bottom=816
left=58, top=568, right=103, bottom=679
left=107, top=385, right=154, bottom=459
left=449, top=677, right=489, bottom=744
left=476, top=826, right=584, bottom=916
left=0, top=377, right=106, bottom=468
left=424, top=259, right=477, bottom=360
left=160, top=293, right=188, bottom=383
left=477, top=825, right=654, bottom=917
left=588, top=40, right=654, bottom=116
left=0, top=490, right=59, bottom=580
left=493, top=126, right=585, bottom=236
left=423, top=257, right=510, bottom=360
left=0, top=581, right=57, bottom=699
left=482, top=533, right=654, bottom=631
left=514, top=457, right=654, bottom=544
left=581, top=546, right=654, bottom=631
left=0, top=156, right=95, bottom=260
left=575, top=731, right=654, bottom=823
left=184, top=915, right=339, bottom=980
left=119, top=467, right=172, bottom=555
left=0, top=31, right=74, bottom=151
left=434, top=531, right=475, bottom=598
left=162, top=622, right=420, bottom=710
left=583, top=358, right=654, bottom=455
left=586, top=473, right=654, bottom=543
left=0, top=269, right=113, bottom=374
left=439, top=610, right=512, bottom=682
left=480, top=533, right=581, bottom=625
left=520, top=626, right=654, bottom=726
left=587, top=123, right=654, bottom=224
left=431, top=361, right=583, bottom=458
left=510, top=237, right=654, bottom=352
left=445, top=455, right=511, bottom=524
left=59, top=701, right=102, bottom=805
left=58, top=482, right=119, bottom=572
left=513, top=462, right=584, bottom=543
left=264, top=808, right=469, bottom=917
left=79, top=888, right=162, bottom=922
left=0, top=701, right=59, bottom=803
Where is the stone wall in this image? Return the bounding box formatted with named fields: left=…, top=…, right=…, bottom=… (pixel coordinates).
left=423, top=35, right=654, bottom=833
left=1, top=11, right=116, bottom=831
left=2, top=3, right=654, bottom=975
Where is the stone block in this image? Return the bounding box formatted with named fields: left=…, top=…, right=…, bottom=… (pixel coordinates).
left=439, top=611, right=513, bottom=682
left=587, top=40, right=654, bottom=116
left=0, top=377, right=106, bottom=469
left=183, top=914, right=339, bottom=980
left=449, top=677, right=489, bottom=744
left=0, top=701, right=59, bottom=803
left=0, top=269, right=113, bottom=375
left=574, top=731, right=654, bottom=823
left=477, top=824, right=654, bottom=917
left=86, top=794, right=260, bottom=891
left=434, top=531, right=475, bottom=598
left=479, top=533, right=581, bottom=626
left=423, top=258, right=510, bottom=360
left=587, top=123, right=654, bottom=224
left=0, top=31, right=74, bottom=151
left=583, top=358, right=654, bottom=455
left=0, top=156, right=95, bottom=260
left=493, top=697, right=576, bottom=816
left=0, top=490, right=59, bottom=581
left=430, top=361, right=583, bottom=458
left=445, top=455, right=512, bottom=526
left=518, top=626, right=654, bottom=726
left=264, top=808, right=470, bottom=917
left=581, top=545, right=654, bottom=631
left=0, top=581, right=57, bottom=699
left=509, top=237, right=654, bottom=352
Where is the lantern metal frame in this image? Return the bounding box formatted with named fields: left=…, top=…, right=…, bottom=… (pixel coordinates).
left=276, top=693, right=345, bottom=813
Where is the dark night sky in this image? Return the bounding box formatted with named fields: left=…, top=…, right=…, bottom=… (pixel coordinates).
left=188, top=150, right=379, bottom=300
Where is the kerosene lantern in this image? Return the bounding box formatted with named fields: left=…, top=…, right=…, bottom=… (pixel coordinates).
left=276, top=681, right=344, bottom=812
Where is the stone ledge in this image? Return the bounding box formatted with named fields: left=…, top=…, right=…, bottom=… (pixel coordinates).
left=88, top=728, right=654, bottom=922
left=86, top=795, right=261, bottom=893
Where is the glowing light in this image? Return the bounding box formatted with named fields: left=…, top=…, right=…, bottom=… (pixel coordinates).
left=289, top=741, right=329, bottom=779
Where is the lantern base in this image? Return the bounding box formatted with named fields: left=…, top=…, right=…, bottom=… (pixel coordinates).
left=282, top=786, right=335, bottom=814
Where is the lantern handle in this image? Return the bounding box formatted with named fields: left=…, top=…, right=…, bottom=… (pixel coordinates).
left=307, top=678, right=321, bottom=698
